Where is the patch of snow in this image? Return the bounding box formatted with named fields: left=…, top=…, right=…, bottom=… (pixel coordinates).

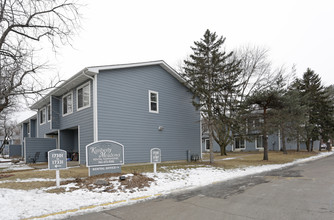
left=0, top=152, right=333, bottom=220
left=1, top=163, right=33, bottom=171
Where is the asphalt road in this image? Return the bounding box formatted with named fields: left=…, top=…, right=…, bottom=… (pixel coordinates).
left=67, top=154, right=334, bottom=220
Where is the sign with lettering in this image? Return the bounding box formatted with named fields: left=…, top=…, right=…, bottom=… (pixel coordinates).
left=150, top=148, right=161, bottom=163
left=89, top=165, right=121, bottom=176
left=48, top=149, right=67, bottom=170
left=86, top=140, right=124, bottom=167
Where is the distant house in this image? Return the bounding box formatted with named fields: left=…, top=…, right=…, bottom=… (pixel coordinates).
left=202, top=116, right=318, bottom=153
left=20, top=61, right=201, bottom=164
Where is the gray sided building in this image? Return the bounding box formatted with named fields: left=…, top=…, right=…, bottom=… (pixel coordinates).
left=20, top=61, right=201, bottom=164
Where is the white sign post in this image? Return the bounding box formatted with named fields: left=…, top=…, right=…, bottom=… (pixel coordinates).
left=150, top=148, right=161, bottom=174
left=48, top=149, right=67, bottom=188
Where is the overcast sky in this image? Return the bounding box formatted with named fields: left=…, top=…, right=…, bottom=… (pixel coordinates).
left=19, top=0, right=334, bottom=120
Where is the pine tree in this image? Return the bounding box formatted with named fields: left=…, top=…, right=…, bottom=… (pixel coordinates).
left=281, top=84, right=308, bottom=152
left=296, top=68, right=333, bottom=151
left=183, top=29, right=240, bottom=162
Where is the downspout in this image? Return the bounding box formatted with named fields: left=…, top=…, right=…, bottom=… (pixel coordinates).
left=83, top=70, right=98, bottom=142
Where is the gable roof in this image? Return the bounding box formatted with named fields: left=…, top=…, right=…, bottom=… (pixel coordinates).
left=30, top=60, right=185, bottom=110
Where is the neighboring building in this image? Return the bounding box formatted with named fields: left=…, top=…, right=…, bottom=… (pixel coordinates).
left=201, top=117, right=316, bottom=153
left=20, top=61, right=201, bottom=164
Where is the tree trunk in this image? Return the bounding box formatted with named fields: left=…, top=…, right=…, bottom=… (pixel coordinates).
left=306, top=139, right=310, bottom=152
left=296, top=134, right=300, bottom=152
left=263, top=107, right=268, bottom=160
left=263, top=133, right=268, bottom=160
left=281, top=126, right=287, bottom=154
left=310, top=140, right=314, bottom=152
left=220, top=144, right=227, bottom=156
left=208, top=121, right=214, bottom=163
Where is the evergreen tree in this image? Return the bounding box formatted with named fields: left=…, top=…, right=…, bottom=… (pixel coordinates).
left=183, top=29, right=240, bottom=162
left=282, top=84, right=308, bottom=152
left=296, top=68, right=333, bottom=151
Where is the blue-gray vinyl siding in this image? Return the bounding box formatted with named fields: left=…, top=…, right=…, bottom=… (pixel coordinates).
left=59, top=80, right=93, bottom=163
left=51, top=96, right=60, bottom=129
left=30, top=119, right=36, bottom=137
left=201, top=136, right=224, bottom=153
left=97, top=65, right=201, bottom=164
left=9, top=145, right=22, bottom=157
left=36, top=80, right=94, bottom=163
left=24, top=138, right=56, bottom=163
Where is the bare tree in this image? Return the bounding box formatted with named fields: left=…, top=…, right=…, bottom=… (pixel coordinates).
left=0, top=0, right=81, bottom=113
left=234, top=45, right=274, bottom=101
left=0, top=112, right=16, bottom=154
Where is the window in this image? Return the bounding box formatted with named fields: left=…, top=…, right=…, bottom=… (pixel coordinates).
left=256, top=135, right=263, bottom=149
left=149, top=90, right=159, bottom=113
left=40, top=108, right=46, bottom=124
left=205, top=139, right=210, bottom=151
left=234, top=137, right=245, bottom=149
left=77, top=82, right=90, bottom=110
left=63, top=92, right=73, bottom=116
left=47, top=104, right=51, bottom=121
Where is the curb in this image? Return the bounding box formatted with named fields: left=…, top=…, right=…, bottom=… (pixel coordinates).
left=23, top=194, right=162, bottom=220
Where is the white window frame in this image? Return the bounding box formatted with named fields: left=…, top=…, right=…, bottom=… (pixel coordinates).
left=40, top=107, right=46, bottom=125
left=255, top=135, right=264, bottom=149
left=149, top=90, right=159, bottom=113
left=234, top=137, right=246, bottom=150
left=76, top=82, right=91, bottom=111
left=62, top=91, right=73, bottom=117
left=47, top=104, right=51, bottom=122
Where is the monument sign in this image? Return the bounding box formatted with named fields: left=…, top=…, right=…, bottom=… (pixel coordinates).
left=86, top=140, right=124, bottom=176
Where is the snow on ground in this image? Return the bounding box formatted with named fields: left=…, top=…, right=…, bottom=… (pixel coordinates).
left=0, top=152, right=333, bottom=220
left=0, top=161, right=33, bottom=171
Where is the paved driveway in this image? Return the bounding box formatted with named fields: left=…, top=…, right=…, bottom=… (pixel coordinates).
left=67, top=154, right=334, bottom=220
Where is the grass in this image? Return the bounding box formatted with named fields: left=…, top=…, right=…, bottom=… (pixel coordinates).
left=0, top=150, right=320, bottom=190
left=202, top=150, right=318, bottom=169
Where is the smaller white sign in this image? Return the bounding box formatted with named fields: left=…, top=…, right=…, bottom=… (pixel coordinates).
left=48, top=149, right=67, bottom=170
left=150, top=148, right=161, bottom=163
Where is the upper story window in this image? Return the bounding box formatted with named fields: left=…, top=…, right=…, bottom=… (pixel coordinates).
left=47, top=104, right=51, bottom=121
left=63, top=92, right=73, bottom=116
left=40, top=108, right=46, bottom=124
left=77, top=82, right=90, bottom=111
left=149, top=90, right=159, bottom=113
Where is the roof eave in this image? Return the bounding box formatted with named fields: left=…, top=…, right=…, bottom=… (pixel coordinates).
left=30, top=68, right=97, bottom=110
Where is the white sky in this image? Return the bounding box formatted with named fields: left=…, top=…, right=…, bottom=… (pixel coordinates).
left=17, top=0, right=334, bottom=121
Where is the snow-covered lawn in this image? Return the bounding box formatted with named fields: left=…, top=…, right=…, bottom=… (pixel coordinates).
left=0, top=152, right=333, bottom=220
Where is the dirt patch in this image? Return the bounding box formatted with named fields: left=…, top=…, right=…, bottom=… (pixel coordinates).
left=0, top=174, right=14, bottom=179
left=57, top=172, right=155, bottom=194
left=120, top=173, right=154, bottom=190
